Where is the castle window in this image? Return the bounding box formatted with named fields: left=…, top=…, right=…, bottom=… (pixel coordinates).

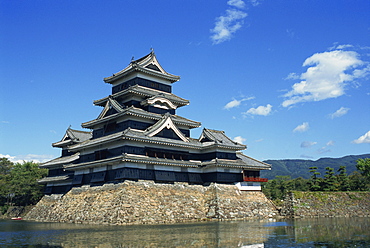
left=151, top=82, right=159, bottom=88
left=95, top=149, right=108, bottom=160
left=105, top=122, right=117, bottom=133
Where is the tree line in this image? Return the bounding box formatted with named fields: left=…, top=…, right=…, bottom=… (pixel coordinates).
left=262, top=158, right=370, bottom=202
left=0, top=158, right=47, bottom=214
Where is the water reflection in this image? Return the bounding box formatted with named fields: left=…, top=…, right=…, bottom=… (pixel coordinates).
left=1, top=217, right=369, bottom=247
left=290, top=217, right=370, bottom=244
left=265, top=217, right=370, bottom=247
left=43, top=221, right=273, bottom=247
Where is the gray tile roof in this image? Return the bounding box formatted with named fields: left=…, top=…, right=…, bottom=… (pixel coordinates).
left=52, top=128, right=92, bottom=147
left=127, top=126, right=246, bottom=150
left=67, top=128, right=92, bottom=142
left=104, top=51, right=180, bottom=84
left=68, top=131, right=123, bottom=151
left=64, top=155, right=124, bottom=170
left=38, top=175, right=71, bottom=184
left=70, top=125, right=246, bottom=153
left=236, top=152, right=271, bottom=170
left=82, top=106, right=201, bottom=129
left=64, top=153, right=270, bottom=171
left=40, top=153, right=80, bottom=168
left=199, top=128, right=246, bottom=149
left=122, top=153, right=201, bottom=168
left=94, top=84, right=189, bottom=107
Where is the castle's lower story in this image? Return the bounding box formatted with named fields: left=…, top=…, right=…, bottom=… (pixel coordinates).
left=40, top=146, right=270, bottom=194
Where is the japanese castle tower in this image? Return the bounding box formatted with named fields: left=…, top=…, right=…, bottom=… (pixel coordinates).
left=40, top=51, right=270, bottom=194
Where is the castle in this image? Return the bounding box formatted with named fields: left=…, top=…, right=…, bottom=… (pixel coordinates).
left=39, top=51, right=270, bottom=194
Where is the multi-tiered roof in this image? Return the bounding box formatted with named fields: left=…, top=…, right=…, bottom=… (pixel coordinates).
left=40, top=51, right=270, bottom=194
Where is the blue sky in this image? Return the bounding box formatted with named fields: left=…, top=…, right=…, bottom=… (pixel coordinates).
left=1, top=0, right=369, bottom=163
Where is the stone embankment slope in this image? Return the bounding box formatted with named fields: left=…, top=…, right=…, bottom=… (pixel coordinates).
left=25, top=181, right=278, bottom=225
left=281, top=191, right=370, bottom=218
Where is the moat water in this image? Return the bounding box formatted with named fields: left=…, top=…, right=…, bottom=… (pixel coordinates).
left=0, top=217, right=369, bottom=247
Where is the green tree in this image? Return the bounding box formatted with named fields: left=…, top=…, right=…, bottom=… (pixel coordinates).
left=322, top=167, right=338, bottom=191
left=356, top=158, right=370, bottom=180
left=337, top=166, right=351, bottom=191
left=309, top=166, right=321, bottom=191
left=275, top=175, right=293, bottom=199
left=291, top=177, right=310, bottom=191
left=262, top=179, right=278, bottom=200
left=0, top=157, right=13, bottom=174
left=262, top=176, right=307, bottom=202
left=7, top=161, right=47, bottom=206
left=0, top=158, right=14, bottom=206
left=348, top=171, right=368, bottom=191
left=355, top=158, right=370, bottom=191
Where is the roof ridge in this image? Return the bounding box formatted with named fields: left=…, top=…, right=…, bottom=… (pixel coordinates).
left=205, top=128, right=224, bottom=133
left=131, top=50, right=153, bottom=64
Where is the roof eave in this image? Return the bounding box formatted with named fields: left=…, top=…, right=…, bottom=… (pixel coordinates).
left=104, top=66, right=180, bottom=84
left=52, top=139, right=73, bottom=147
left=93, top=85, right=189, bottom=107
left=81, top=108, right=201, bottom=129
left=64, top=155, right=123, bottom=170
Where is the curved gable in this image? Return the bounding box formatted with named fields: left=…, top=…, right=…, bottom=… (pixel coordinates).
left=97, top=98, right=124, bottom=120
left=146, top=114, right=189, bottom=142
left=141, top=96, right=177, bottom=110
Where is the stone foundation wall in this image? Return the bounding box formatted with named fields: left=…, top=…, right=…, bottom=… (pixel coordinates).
left=281, top=191, right=370, bottom=218
left=25, top=181, right=278, bottom=225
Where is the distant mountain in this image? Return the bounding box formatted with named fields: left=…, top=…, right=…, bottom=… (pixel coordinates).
left=261, top=154, right=370, bottom=180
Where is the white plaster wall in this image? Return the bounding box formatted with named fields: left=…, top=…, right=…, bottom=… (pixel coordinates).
left=235, top=182, right=262, bottom=191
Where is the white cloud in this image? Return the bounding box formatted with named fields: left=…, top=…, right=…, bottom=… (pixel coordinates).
left=0, top=154, right=16, bottom=161
left=224, top=99, right=242, bottom=109
left=293, top=122, right=309, bottom=133
left=244, top=104, right=272, bottom=116
left=282, top=48, right=370, bottom=107
left=285, top=72, right=300, bottom=80
left=233, top=136, right=246, bottom=144
left=249, top=0, right=262, bottom=6
left=329, top=44, right=354, bottom=50
left=210, top=0, right=263, bottom=44
left=329, top=107, right=350, bottom=119
left=352, top=131, right=370, bottom=144
left=314, top=141, right=335, bottom=154
left=301, top=141, right=317, bottom=148
left=326, top=140, right=335, bottom=146
left=227, top=0, right=246, bottom=8
left=336, top=44, right=354, bottom=50
left=0, top=154, right=54, bottom=163
left=317, top=147, right=331, bottom=154
left=211, top=9, right=247, bottom=44
left=223, top=96, right=255, bottom=109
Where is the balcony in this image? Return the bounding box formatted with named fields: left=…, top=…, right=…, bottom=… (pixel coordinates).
left=243, top=176, right=268, bottom=182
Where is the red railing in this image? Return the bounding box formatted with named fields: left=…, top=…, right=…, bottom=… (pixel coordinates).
left=243, top=177, right=268, bottom=182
